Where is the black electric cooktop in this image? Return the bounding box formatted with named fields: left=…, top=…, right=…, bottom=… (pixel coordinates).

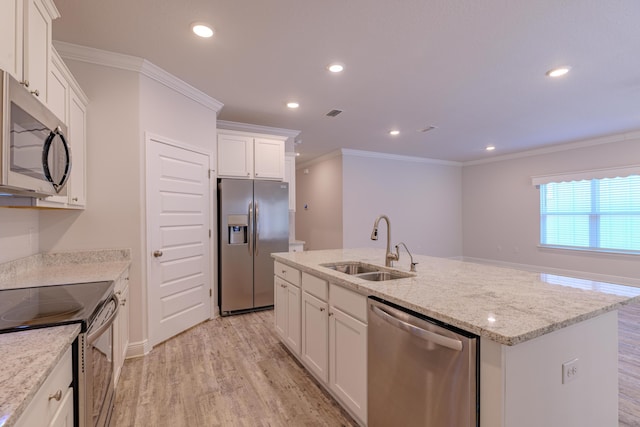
left=0, top=281, right=114, bottom=334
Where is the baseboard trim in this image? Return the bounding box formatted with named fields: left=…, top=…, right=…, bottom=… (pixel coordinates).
left=125, top=339, right=152, bottom=359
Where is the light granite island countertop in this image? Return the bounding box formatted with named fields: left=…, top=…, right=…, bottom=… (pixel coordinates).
left=0, top=249, right=131, bottom=426
left=272, top=248, right=640, bottom=427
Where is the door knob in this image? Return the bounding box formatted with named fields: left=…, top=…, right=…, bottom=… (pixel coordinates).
left=153, top=250, right=163, bottom=257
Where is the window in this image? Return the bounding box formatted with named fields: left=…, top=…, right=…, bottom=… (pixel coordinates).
left=538, top=174, right=640, bottom=253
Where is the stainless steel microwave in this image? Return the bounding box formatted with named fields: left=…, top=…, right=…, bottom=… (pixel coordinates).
left=0, top=70, right=71, bottom=198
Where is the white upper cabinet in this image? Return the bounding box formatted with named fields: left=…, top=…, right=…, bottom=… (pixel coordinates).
left=0, top=0, right=60, bottom=105
left=217, top=130, right=285, bottom=180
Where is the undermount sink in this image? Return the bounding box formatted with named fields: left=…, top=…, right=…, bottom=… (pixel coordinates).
left=321, top=261, right=379, bottom=275
left=321, top=261, right=414, bottom=282
left=355, top=271, right=412, bottom=281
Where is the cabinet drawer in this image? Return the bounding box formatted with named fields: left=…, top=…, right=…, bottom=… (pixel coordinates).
left=330, top=284, right=368, bottom=323
left=16, top=346, right=73, bottom=427
left=302, top=272, right=328, bottom=301
left=274, top=261, right=301, bottom=286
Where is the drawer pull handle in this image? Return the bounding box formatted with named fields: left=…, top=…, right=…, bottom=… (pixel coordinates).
left=49, top=390, right=62, bottom=401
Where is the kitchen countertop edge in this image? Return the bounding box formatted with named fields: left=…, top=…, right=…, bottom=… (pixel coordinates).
left=272, top=249, right=640, bottom=346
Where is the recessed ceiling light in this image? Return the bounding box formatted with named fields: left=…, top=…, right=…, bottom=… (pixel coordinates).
left=327, top=63, right=344, bottom=73
left=192, top=23, right=214, bottom=38
left=546, top=66, right=571, bottom=78
left=486, top=145, right=496, bottom=151
left=389, top=130, right=400, bottom=136
left=295, top=152, right=301, bottom=157
left=286, top=102, right=300, bottom=109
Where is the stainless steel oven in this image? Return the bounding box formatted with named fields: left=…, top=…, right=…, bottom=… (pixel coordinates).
left=0, top=281, right=118, bottom=427
left=77, top=293, right=119, bottom=427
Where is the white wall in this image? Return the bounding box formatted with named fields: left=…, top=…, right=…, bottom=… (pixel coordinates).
left=342, top=151, right=462, bottom=257
left=38, top=55, right=220, bottom=352
left=462, top=135, right=640, bottom=280
left=295, top=153, right=343, bottom=250
left=0, top=209, right=39, bottom=263
left=295, top=150, right=463, bottom=258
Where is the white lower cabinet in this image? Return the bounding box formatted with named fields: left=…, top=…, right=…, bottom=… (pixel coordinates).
left=275, top=276, right=301, bottom=354
left=49, top=386, right=74, bottom=427
left=16, top=346, right=73, bottom=427
left=274, top=262, right=302, bottom=355
left=113, top=269, right=130, bottom=386
left=329, top=307, right=367, bottom=423
left=301, top=291, right=329, bottom=383
left=276, top=264, right=368, bottom=426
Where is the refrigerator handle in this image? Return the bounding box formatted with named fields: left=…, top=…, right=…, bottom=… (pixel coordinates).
left=255, top=201, right=260, bottom=255
left=248, top=201, right=253, bottom=255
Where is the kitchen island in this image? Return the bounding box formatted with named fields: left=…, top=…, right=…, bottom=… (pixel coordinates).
left=272, top=248, right=640, bottom=427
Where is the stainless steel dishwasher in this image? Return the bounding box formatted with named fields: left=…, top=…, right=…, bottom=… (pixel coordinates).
left=368, top=297, right=479, bottom=427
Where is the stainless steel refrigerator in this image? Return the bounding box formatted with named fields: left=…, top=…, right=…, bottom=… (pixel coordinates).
left=218, top=178, right=289, bottom=314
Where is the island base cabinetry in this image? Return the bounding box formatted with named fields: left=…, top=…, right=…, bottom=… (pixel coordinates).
left=480, top=310, right=619, bottom=427
left=274, top=266, right=367, bottom=426
left=274, top=262, right=302, bottom=355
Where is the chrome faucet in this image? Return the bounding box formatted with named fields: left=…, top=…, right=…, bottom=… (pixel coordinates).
left=395, top=242, right=418, bottom=272
left=370, top=214, right=399, bottom=267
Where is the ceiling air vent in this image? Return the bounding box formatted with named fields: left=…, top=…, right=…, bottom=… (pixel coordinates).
left=418, top=125, right=437, bottom=133
left=326, top=109, right=343, bottom=117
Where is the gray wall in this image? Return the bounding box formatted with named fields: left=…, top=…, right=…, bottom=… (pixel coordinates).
left=462, top=136, right=640, bottom=279
left=295, top=153, right=343, bottom=250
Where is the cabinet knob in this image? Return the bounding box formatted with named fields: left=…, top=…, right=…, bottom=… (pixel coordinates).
left=20, top=80, right=29, bottom=88
left=247, top=172, right=250, bottom=176
left=320, top=307, right=325, bottom=312
left=72, top=197, right=78, bottom=202
left=120, top=299, right=127, bottom=306
left=153, top=250, right=163, bottom=257
left=30, top=89, right=40, bottom=97
left=281, top=270, right=286, bottom=275
left=328, top=312, right=334, bottom=317
left=48, top=390, right=62, bottom=401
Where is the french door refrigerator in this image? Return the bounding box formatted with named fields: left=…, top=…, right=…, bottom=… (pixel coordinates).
left=218, top=178, right=289, bottom=315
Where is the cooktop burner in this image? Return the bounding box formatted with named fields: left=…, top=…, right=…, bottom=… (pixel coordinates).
left=0, top=281, right=114, bottom=333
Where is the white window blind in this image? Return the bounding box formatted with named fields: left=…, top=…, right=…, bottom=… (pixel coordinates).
left=535, top=166, right=640, bottom=253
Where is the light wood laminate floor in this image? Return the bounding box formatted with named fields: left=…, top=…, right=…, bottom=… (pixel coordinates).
left=113, top=305, right=640, bottom=426
left=112, top=310, right=357, bottom=427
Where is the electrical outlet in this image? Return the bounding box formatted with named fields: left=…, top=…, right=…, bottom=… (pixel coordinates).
left=562, top=358, right=579, bottom=384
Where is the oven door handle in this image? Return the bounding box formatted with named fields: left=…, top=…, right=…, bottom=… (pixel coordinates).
left=87, top=294, right=120, bottom=344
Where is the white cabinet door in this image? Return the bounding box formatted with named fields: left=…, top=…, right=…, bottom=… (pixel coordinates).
left=48, top=387, right=73, bottom=427
left=67, top=88, right=86, bottom=207
left=217, top=133, right=253, bottom=178
left=284, top=153, right=296, bottom=211
left=286, top=282, right=301, bottom=354
left=329, top=307, right=368, bottom=424
left=254, top=138, right=284, bottom=180
left=24, top=0, right=51, bottom=104
left=302, top=291, right=329, bottom=383
left=0, top=0, right=22, bottom=79
left=275, top=276, right=301, bottom=355
left=47, top=50, right=67, bottom=122
left=274, top=277, right=288, bottom=340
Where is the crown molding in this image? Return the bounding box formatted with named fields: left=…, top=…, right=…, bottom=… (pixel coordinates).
left=340, top=148, right=461, bottom=166
left=217, top=120, right=301, bottom=144
left=464, top=130, right=640, bottom=166
left=53, top=41, right=223, bottom=113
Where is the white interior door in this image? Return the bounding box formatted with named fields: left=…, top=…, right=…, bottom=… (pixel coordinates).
left=147, top=134, right=212, bottom=346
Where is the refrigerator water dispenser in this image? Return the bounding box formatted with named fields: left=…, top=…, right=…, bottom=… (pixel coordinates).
left=227, top=214, right=248, bottom=245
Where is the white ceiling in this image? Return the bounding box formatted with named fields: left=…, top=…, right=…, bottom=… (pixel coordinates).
left=51, top=0, right=640, bottom=163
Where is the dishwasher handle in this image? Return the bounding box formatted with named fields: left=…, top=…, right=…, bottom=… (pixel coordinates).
left=371, top=305, right=463, bottom=351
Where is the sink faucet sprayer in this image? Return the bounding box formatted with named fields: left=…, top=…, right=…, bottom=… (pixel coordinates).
left=370, top=214, right=399, bottom=267
left=395, top=242, right=418, bottom=272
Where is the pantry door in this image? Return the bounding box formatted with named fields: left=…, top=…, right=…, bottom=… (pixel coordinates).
left=147, top=134, right=213, bottom=347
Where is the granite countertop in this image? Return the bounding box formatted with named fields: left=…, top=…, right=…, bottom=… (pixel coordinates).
left=0, top=249, right=132, bottom=425
left=0, top=249, right=131, bottom=289
left=272, top=248, right=640, bottom=346
left=0, top=324, right=81, bottom=427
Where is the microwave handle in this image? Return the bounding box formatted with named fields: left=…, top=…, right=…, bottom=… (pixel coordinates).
left=42, top=127, right=72, bottom=193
